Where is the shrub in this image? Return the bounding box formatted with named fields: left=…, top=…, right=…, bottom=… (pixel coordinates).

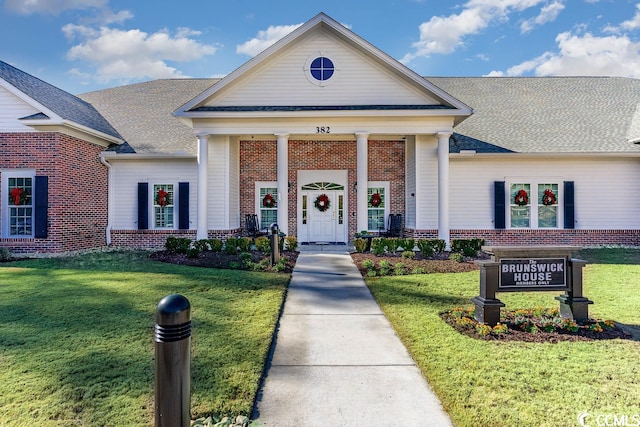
left=186, top=247, right=201, bottom=258
left=378, top=260, right=391, bottom=276
left=416, top=239, right=447, bottom=257
left=193, top=239, right=210, bottom=252
left=239, top=252, right=253, bottom=267
left=387, top=238, right=402, bottom=252
left=353, top=238, right=368, bottom=253
left=255, top=236, right=270, bottom=252
left=284, top=236, right=298, bottom=252
left=165, top=237, right=191, bottom=254
left=224, top=238, right=239, bottom=255
left=451, top=238, right=485, bottom=257
left=449, top=252, right=464, bottom=263
left=394, top=262, right=407, bottom=275
left=400, top=238, right=415, bottom=251
left=411, top=267, right=425, bottom=275
left=0, top=247, right=11, bottom=261
left=237, top=237, right=253, bottom=252
left=362, top=259, right=375, bottom=271
left=401, top=250, right=415, bottom=259
left=208, top=239, right=223, bottom=252
left=371, top=238, right=386, bottom=256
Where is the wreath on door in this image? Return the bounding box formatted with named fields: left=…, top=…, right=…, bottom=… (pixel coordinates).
left=314, top=194, right=330, bottom=212
left=514, top=189, right=529, bottom=206
left=262, top=193, right=276, bottom=208
left=370, top=192, right=382, bottom=207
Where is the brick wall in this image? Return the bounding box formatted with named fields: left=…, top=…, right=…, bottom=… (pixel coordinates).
left=0, top=132, right=108, bottom=254
left=239, top=138, right=405, bottom=239
left=408, top=229, right=640, bottom=247
left=109, top=229, right=242, bottom=249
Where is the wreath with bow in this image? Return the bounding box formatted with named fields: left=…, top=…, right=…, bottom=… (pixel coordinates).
left=514, top=189, right=529, bottom=206
left=262, top=193, right=276, bottom=208
left=155, top=188, right=171, bottom=207
left=370, top=192, right=382, bottom=207
left=9, top=187, right=29, bottom=206
left=542, top=189, right=557, bottom=206
left=314, top=194, right=330, bottom=212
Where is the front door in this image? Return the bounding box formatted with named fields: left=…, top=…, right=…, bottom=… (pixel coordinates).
left=299, top=180, right=347, bottom=243
left=308, top=190, right=338, bottom=242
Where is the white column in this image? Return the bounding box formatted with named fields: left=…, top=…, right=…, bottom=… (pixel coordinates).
left=276, top=133, right=289, bottom=235
left=196, top=133, right=209, bottom=240
left=437, top=132, right=452, bottom=249
left=356, top=132, right=370, bottom=232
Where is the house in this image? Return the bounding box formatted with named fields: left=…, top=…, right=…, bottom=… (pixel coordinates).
left=2, top=13, right=639, bottom=254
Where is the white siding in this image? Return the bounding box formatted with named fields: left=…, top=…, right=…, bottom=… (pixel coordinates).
left=207, top=136, right=230, bottom=229
left=0, top=87, right=39, bottom=132
left=405, top=136, right=416, bottom=228
left=449, top=156, right=640, bottom=229
left=206, top=30, right=438, bottom=107
left=228, top=139, right=240, bottom=229
left=109, top=159, right=197, bottom=229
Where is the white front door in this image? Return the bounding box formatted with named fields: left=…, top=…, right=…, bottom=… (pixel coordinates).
left=306, top=190, right=346, bottom=243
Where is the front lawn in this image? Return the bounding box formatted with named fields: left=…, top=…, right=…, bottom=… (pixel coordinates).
left=0, top=250, right=289, bottom=426
left=365, top=248, right=640, bottom=427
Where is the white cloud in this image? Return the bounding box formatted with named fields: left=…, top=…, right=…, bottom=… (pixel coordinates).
left=520, top=1, right=565, bottom=34
left=66, top=26, right=218, bottom=82
left=236, top=23, right=303, bottom=56
left=489, top=31, right=640, bottom=78
left=4, top=0, right=107, bottom=14
left=401, top=0, right=549, bottom=64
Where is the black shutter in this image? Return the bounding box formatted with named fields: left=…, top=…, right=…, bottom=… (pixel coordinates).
left=564, top=181, right=575, bottom=229
left=178, top=182, right=189, bottom=230
left=494, top=181, right=506, bottom=229
left=138, top=183, right=148, bottom=230
left=34, top=176, right=48, bottom=238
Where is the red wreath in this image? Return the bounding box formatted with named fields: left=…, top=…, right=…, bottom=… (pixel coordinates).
left=514, top=189, right=529, bottom=206
left=262, top=193, right=276, bottom=208
left=314, top=194, right=330, bottom=212
left=9, top=187, right=24, bottom=205
left=542, top=189, right=557, bottom=206
left=370, top=192, right=382, bottom=207
left=156, top=188, right=169, bottom=207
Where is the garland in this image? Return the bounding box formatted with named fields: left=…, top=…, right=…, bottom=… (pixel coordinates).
left=514, top=189, right=529, bottom=206
left=542, top=189, right=557, bottom=206
left=155, top=188, right=171, bottom=207
left=9, top=187, right=29, bottom=205
left=314, top=193, right=330, bottom=212
left=262, top=193, right=276, bottom=208
left=370, top=192, right=382, bottom=207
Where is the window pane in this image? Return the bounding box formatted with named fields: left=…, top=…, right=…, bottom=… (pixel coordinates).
left=10, top=207, right=32, bottom=235
left=510, top=183, right=530, bottom=228
left=153, top=184, right=174, bottom=228
left=367, top=187, right=385, bottom=231
left=8, top=177, right=33, bottom=236
left=538, top=206, right=557, bottom=228
left=538, top=184, right=558, bottom=228
left=260, top=209, right=277, bottom=230
left=259, top=187, right=278, bottom=230
left=510, top=206, right=530, bottom=228
left=368, top=209, right=385, bottom=231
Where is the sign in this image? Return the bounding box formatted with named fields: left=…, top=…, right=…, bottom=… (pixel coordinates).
left=499, top=258, right=567, bottom=291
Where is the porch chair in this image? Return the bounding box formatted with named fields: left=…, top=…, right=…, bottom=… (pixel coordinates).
left=380, top=214, right=402, bottom=238
left=245, top=214, right=267, bottom=238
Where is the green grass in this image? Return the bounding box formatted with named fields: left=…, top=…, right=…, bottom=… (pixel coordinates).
left=366, top=248, right=640, bottom=427
left=0, top=250, right=289, bottom=426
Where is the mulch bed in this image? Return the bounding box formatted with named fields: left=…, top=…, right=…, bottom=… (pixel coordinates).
left=150, top=250, right=299, bottom=274
left=350, top=251, right=486, bottom=275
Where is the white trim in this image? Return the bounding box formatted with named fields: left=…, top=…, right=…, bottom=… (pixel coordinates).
left=506, top=180, right=563, bottom=230
left=150, top=183, right=177, bottom=230
left=366, top=181, right=390, bottom=232
left=255, top=182, right=278, bottom=231
left=1, top=169, right=36, bottom=238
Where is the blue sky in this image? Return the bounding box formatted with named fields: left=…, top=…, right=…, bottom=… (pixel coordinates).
left=1, top=0, right=640, bottom=94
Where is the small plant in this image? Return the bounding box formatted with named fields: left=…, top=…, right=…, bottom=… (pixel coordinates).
left=285, top=236, right=298, bottom=252
left=378, top=260, right=391, bottom=276
left=186, top=247, right=201, bottom=258
left=401, top=250, right=415, bottom=259
left=208, top=239, right=223, bottom=252
left=475, top=323, right=493, bottom=336
left=394, top=262, right=407, bottom=275
left=451, top=238, right=485, bottom=257
left=449, top=252, right=464, bottom=262
left=0, top=247, right=11, bottom=261
left=492, top=323, right=509, bottom=335
left=272, top=258, right=287, bottom=272
left=416, top=239, right=435, bottom=257
left=193, top=239, right=210, bottom=252
left=165, top=237, right=192, bottom=254
left=237, top=237, right=252, bottom=252
left=371, top=238, right=387, bottom=256
left=239, top=252, right=253, bottom=267
left=411, top=267, right=425, bottom=275
left=362, top=259, right=375, bottom=271
left=353, top=238, right=368, bottom=253
left=255, top=236, right=270, bottom=252
left=224, top=238, right=239, bottom=255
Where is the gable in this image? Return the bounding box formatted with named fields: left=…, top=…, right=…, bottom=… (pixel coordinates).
left=0, top=86, right=40, bottom=132
left=205, top=27, right=439, bottom=108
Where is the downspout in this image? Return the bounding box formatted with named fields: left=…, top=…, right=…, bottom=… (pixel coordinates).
left=100, top=155, right=113, bottom=246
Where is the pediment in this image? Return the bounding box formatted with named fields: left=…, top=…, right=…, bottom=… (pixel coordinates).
left=176, top=13, right=471, bottom=121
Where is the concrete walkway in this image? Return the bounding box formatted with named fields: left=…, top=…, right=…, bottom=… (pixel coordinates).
left=253, top=246, right=453, bottom=426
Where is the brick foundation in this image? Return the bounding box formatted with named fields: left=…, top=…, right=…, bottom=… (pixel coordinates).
left=110, top=228, right=242, bottom=250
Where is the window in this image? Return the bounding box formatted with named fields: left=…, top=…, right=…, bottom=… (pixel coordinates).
left=7, top=176, right=33, bottom=236
left=367, top=186, right=386, bottom=231
left=259, top=186, right=277, bottom=230
left=310, top=57, right=334, bottom=81
left=153, top=184, right=174, bottom=228
left=509, top=182, right=559, bottom=228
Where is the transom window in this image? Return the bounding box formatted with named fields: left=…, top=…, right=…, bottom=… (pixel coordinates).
left=301, top=182, right=344, bottom=191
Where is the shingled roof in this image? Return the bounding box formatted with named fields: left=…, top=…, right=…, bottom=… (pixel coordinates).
left=79, top=78, right=218, bottom=154
left=79, top=76, right=640, bottom=155
left=0, top=60, right=121, bottom=140
left=428, top=76, right=640, bottom=153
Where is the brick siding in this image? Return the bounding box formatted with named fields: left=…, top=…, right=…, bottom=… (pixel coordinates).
left=0, top=132, right=108, bottom=254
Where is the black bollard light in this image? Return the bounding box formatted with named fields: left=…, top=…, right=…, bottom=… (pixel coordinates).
left=270, top=223, right=280, bottom=266
left=155, top=294, right=191, bottom=427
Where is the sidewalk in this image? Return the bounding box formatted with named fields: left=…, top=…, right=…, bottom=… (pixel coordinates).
left=252, top=247, right=453, bottom=426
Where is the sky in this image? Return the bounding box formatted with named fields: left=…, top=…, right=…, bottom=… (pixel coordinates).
left=1, top=0, right=640, bottom=95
